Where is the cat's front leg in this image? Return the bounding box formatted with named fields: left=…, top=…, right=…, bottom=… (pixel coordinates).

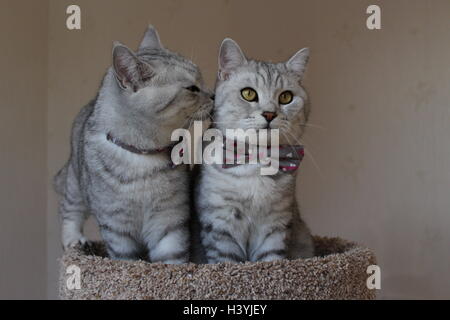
left=144, top=206, right=190, bottom=264
left=58, top=164, right=90, bottom=250
left=251, top=224, right=288, bottom=262
left=99, top=224, right=144, bottom=260
left=200, top=208, right=247, bottom=264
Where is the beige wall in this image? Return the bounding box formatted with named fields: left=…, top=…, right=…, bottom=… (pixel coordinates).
left=301, top=0, right=450, bottom=299
left=0, top=0, right=446, bottom=299
left=0, top=1, right=48, bottom=299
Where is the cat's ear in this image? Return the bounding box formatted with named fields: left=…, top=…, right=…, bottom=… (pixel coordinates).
left=286, top=48, right=310, bottom=79
left=218, top=38, right=247, bottom=81
left=139, top=25, right=163, bottom=51
left=112, top=42, right=153, bottom=92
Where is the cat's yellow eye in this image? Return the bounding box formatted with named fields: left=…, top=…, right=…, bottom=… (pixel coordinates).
left=279, top=91, right=293, bottom=104
left=241, top=88, right=258, bottom=102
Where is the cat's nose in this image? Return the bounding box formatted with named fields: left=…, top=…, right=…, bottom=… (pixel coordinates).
left=210, top=94, right=215, bottom=101
left=262, top=112, right=277, bottom=123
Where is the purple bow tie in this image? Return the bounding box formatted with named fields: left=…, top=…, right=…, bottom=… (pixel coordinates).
left=222, top=142, right=304, bottom=173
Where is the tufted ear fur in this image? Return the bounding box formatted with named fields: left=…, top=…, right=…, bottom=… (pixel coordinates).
left=112, top=42, right=153, bottom=92
left=286, top=48, right=310, bottom=80
left=218, top=38, right=247, bottom=81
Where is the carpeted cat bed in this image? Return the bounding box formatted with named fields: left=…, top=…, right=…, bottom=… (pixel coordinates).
left=59, top=236, right=376, bottom=300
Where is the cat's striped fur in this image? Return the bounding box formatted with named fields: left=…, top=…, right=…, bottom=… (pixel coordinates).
left=192, top=39, right=314, bottom=263
left=54, top=26, right=213, bottom=263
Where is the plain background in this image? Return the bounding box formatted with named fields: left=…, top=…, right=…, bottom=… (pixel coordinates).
left=0, top=1, right=48, bottom=299
left=1, top=0, right=449, bottom=299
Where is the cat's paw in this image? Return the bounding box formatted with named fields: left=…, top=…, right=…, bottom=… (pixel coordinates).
left=154, top=256, right=189, bottom=264
left=62, top=234, right=89, bottom=251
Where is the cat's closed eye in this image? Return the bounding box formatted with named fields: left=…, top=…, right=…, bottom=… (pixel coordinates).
left=186, top=85, right=200, bottom=93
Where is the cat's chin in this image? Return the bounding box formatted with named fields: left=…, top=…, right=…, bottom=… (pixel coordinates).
left=191, top=103, right=214, bottom=122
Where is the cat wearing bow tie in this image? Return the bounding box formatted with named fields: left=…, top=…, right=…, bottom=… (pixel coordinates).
left=191, top=39, right=314, bottom=263
left=54, top=26, right=213, bottom=263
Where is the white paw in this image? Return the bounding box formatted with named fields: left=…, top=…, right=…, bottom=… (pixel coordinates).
left=62, top=233, right=88, bottom=251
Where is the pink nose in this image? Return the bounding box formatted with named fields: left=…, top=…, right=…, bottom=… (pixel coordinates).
left=262, top=112, right=277, bottom=122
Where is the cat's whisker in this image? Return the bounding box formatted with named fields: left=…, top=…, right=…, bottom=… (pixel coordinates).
left=283, top=127, right=309, bottom=149
left=282, top=122, right=308, bottom=144
left=303, top=148, right=324, bottom=179
left=188, top=115, right=196, bottom=129
left=183, top=111, right=199, bottom=129
left=282, top=131, right=324, bottom=179
left=299, top=123, right=326, bottom=130
left=204, top=108, right=213, bottom=118
left=182, top=115, right=194, bottom=129
left=296, top=134, right=320, bottom=154
left=282, top=122, right=319, bottom=153
left=212, top=121, right=233, bottom=126
left=190, top=47, right=195, bottom=62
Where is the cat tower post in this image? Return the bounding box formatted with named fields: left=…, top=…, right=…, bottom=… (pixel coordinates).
left=59, top=236, right=377, bottom=300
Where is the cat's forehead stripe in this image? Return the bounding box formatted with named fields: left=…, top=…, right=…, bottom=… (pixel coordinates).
left=138, top=49, right=198, bottom=75
left=249, top=60, right=285, bottom=89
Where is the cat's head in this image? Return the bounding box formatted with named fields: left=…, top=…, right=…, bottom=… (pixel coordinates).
left=103, top=26, right=213, bottom=149
left=213, top=38, right=310, bottom=145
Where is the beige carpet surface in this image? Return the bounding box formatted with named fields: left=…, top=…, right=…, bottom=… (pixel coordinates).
left=59, top=236, right=377, bottom=300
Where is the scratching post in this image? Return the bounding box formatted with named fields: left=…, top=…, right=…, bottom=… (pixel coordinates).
left=59, top=236, right=376, bottom=300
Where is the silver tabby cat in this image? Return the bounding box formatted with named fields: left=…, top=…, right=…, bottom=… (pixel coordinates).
left=192, top=39, right=314, bottom=263
left=54, top=26, right=213, bottom=263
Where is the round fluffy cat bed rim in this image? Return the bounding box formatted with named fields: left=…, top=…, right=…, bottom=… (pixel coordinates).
left=59, top=236, right=377, bottom=300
